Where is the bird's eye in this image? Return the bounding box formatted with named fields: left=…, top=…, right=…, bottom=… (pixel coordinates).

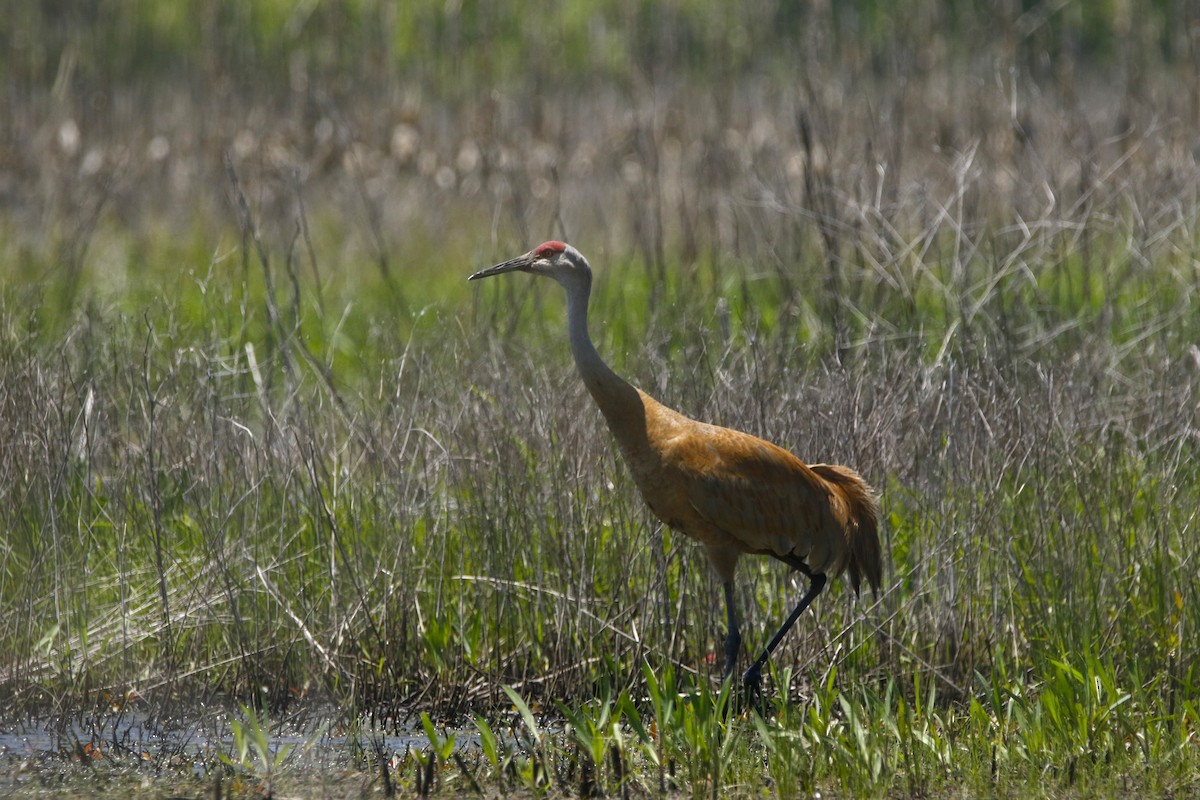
left=535, top=240, right=567, bottom=259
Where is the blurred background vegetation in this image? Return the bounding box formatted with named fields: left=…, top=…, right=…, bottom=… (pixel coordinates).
left=4, top=0, right=1197, bottom=308
left=4, top=0, right=1194, bottom=94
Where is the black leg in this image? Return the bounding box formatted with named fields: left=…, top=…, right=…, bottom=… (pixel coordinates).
left=742, top=572, right=827, bottom=688
left=722, top=582, right=740, bottom=680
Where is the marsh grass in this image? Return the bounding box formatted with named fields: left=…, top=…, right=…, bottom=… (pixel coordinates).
left=3, top=4, right=1200, bottom=795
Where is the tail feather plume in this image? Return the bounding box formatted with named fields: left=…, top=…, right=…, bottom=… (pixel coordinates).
left=810, top=464, right=882, bottom=596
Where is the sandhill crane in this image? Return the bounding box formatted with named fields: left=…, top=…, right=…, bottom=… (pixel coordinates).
left=469, top=241, right=882, bottom=687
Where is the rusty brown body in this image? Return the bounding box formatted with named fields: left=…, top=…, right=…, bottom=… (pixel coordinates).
left=588, top=380, right=880, bottom=593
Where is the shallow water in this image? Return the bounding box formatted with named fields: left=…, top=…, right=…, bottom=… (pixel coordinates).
left=0, top=706, right=470, bottom=776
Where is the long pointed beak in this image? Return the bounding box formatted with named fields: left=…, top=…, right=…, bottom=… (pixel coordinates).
left=468, top=253, right=532, bottom=281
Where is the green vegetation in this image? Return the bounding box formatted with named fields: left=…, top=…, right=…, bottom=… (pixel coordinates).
left=2, top=0, right=1200, bottom=796
left=3, top=0, right=1192, bottom=92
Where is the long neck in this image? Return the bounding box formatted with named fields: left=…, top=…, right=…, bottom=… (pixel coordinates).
left=564, top=276, right=651, bottom=454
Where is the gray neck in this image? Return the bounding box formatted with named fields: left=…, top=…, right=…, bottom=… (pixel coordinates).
left=565, top=275, right=619, bottom=391
left=562, top=274, right=650, bottom=453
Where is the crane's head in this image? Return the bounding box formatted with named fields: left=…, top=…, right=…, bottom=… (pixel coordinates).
left=468, top=241, right=592, bottom=290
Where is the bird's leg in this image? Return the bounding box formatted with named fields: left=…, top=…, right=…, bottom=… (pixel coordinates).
left=742, top=572, right=827, bottom=688
left=722, top=582, right=741, bottom=680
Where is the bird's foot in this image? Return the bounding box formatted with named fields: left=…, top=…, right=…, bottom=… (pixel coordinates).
left=737, top=665, right=769, bottom=714
left=741, top=664, right=763, bottom=692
